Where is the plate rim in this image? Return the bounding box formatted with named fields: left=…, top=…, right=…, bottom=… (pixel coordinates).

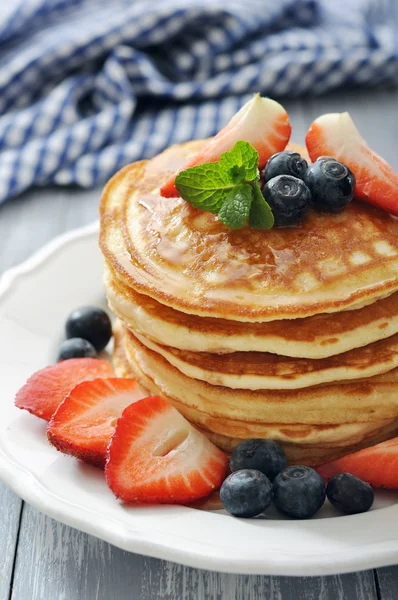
left=1, top=221, right=398, bottom=576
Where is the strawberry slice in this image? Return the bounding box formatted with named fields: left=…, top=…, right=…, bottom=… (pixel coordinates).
left=306, top=112, right=398, bottom=215
left=317, top=438, right=398, bottom=489
left=15, top=358, right=114, bottom=421
left=105, top=395, right=229, bottom=504
left=160, top=94, right=291, bottom=198
left=48, top=377, right=143, bottom=467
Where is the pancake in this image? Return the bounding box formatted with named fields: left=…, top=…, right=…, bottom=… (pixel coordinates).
left=131, top=329, right=398, bottom=390
left=112, top=321, right=135, bottom=379
left=200, top=424, right=398, bottom=466
left=112, top=323, right=398, bottom=466
left=100, top=140, right=398, bottom=322
left=120, top=325, right=398, bottom=425
left=104, top=264, right=398, bottom=358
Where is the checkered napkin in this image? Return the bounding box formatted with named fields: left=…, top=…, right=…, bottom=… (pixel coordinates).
left=0, top=0, right=397, bottom=203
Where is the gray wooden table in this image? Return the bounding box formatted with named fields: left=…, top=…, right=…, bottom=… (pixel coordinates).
left=1, top=88, right=398, bottom=599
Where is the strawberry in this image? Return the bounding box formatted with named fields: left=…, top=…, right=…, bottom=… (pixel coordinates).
left=48, top=377, right=143, bottom=467
left=160, top=94, right=291, bottom=198
left=317, top=438, right=398, bottom=489
left=306, top=112, right=398, bottom=216
left=15, top=358, right=114, bottom=421
left=105, top=395, right=229, bottom=504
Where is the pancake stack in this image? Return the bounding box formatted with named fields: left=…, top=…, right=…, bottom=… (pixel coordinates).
left=100, top=140, right=398, bottom=466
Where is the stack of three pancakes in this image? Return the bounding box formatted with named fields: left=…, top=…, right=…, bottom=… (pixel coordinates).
left=100, top=141, right=398, bottom=466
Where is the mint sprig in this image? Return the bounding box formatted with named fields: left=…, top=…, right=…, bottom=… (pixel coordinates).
left=175, top=141, right=274, bottom=230
left=218, top=183, right=253, bottom=229
left=219, top=140, right=260, bottom=183
left=250, top=182, right=274, bottom=229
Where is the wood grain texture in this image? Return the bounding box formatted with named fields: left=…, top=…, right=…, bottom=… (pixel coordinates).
left=0, top=485, right=22, bottom=600
left=375, top=566, right=398, bottom=600
left=1, top=87, right=398, bottom=599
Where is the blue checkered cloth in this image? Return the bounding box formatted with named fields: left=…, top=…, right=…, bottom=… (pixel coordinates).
left=0, top=0, right=397, bottom=203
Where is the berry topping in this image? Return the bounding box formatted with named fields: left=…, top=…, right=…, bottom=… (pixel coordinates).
left=105, top=396, right=228, bottom=504
left=264, top=151, right=308, bottom=182
left=317, top=437, right=398, bottom=489
left=273, top=466, right=326, bottom=519
left=15, top=358, right=114, bottom=421
left=306, top=112, right=398, bottom=216
left=48, top=377, right=143, bottom=468
left=66, top=306, right=112, bottom=352
left=262, top=175, right=310, bottom=227
left=160, top=95, right=291, bottom=198
left=230, top=439, right=287, bottom=481
left=326, top=473, right=374, bottom=515
left=220, top=469, right=273, bottom=518
left=305, top=158, right=355, bottom=213
left=57, top=338, right=96, bottom=361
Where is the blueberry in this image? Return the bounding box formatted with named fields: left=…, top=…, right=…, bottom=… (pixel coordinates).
left=230, top=439, right=287, bottom=481
left=326, top=473, right=374, bottom=515
left=305, top=158, right=355, bottom=213
left=262, top=175, right=311, bottom=227
left=273, top=466, right=326, bottom=519
left=316, top=156, right=334, bottom=162
left=264, top=151, right=308, bottom=182
left=220, top=469, right=273, bottom=518
left=57, top=338, right=97, bottom=361
left=66, top=306, right=112, bottom=351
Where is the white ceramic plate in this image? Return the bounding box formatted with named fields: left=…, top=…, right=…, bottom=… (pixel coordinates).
left=1, top=221, right=398, bottom=576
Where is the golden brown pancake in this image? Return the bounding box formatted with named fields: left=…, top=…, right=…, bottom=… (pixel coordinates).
left=104, top=264, right=398, bottom=358
left=131, top=329, right=398, bottom=390
left=112, top=322, right=398, bottom=466
left=200, top=424, right=398, bottom=466
left=120, top=324, right=398, bottom=426
left=100, top=141, right=398, bottom=322
left=104, top=137, right=398, bottom=466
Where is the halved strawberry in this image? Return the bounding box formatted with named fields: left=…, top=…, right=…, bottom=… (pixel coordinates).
left=48, top=377, right=143, bottom=467
left=317, top=438, right=398, bottom=489
left=160, top=94, right=291, bottom=198
left=15, top=358, right=114, bottom=421
left=306, top=112, right=398, bottom=215
left=105, top=395, right=229, bottom=504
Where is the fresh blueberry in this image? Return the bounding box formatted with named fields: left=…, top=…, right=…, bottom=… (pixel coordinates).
left=305, top=158, right=355, bottom=213
left=316, top=156, right=334, bottom=162
left=230, top=439, right=287, bottom=481
left=264, top=151, right=308, bottom=182
left=262, top=175, right=311, bottom=227
left=57, top=338, right=97, bottom=361
left=326, top=473, right=374, bottom=515
left=220, top=469, right=273, bottom=518
left=273, top=466, right=326, bottom=519
left=66, top=306, right=112, bottom=351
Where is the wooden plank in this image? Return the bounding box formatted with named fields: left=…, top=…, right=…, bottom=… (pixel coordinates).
left=0, top=186, right=99, bottom=273
left=0, top=485, right=22, bottom=600
left=375, top=566, right=398, bottom=600
left=11, top=504, right=377, bottom=600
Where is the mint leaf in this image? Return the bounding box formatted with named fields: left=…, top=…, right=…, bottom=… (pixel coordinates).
left=249, top=182, right=274, bottom=230
left=175, top=162, right=235, bottom=214
left=175, top=140, right=274, bottom=232
left=228, top=164, right=247, bottom=183
left=220, top=141, right=260, bottom=182
left=218, top=183, right=253, bottom=230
